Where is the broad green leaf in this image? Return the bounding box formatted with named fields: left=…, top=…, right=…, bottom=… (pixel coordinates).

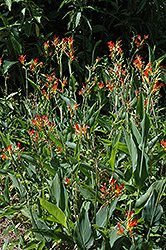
left=109, top=229, right=124, bottom=248
left=134, top=149, right=149, bottom=189
left=10, top=35, right=22, bottom=54
left=30, top=229, right=74, bottom=245
left=131, top=120, right=141, bottom=146
left=39, top=198, right=68, bottom=229
left=50, top=174, right=60, bottom=205
left=118, top=142, right=129, bottom=155
left=123, top=128, right=138, bottom=172
left=100, top=138, right=112, bottom=146
left=49, top=134, right=62, bottom=149
left=135, top=185, right=154, bottom=213
left=96, top=198, right=117, bottom=228
left=24, top=21, right=32, bottom=37
left=74, top=208, right=94, bottom=250
left=0, top=131, right=9, bottom=148
left=142, top=190, right=163, bottom=227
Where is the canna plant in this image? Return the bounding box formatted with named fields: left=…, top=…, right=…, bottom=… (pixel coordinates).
left=0, top=34, right=166, bottom=250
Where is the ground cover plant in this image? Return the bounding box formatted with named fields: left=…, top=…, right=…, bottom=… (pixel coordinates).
left=0, top=34, right=166, bottom=249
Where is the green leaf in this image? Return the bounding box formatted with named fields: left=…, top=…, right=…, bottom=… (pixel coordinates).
left=109, top=229, right=124, bottom=248
left=123, top=128, right=138, bottom=173
left=135, top=185, right=154, bottom=213
left=131, top=120, right=141, bottom=146
left=39, top=198, right=68, bottom=229
left=3, top=60, right=18, bottom=74
left=5, top=0, right=12, bottom=11
left=37, top=238, right=45, bottom=250
left=9, top=174, right=25, bottom=197
left=21, top=154, right=39, bottom=166
left=28, top=78, right=41, bottom=94
left=0, top=205, right=25, bottom=218
left=50, top=152, right=61, bottom=170
left=96, top=198, right=117, bottom=228
left=136, top=91, right=144, bottom=120
left=136, top=0, right=147, bottom=14
left=140, top=112, right=150, bottom=147
left=74, top=208, right=94, bottom=250
left=118, top=142, right=129, bottom=155
left=50, top=174, right=60, bottom=205
left=80, top=183, right=102, bottom=203
left=2, top=236, right=9, bottom=250
left=30, top=229, right=74, bottom=245
left=142, top=190, right=163, bottom=227
left=75, top=12, right=81, bottom=28
left=0, top=131, right=9, bottom=148
left=109, top=131, right=121, bottom=170
left=24, top=21, right=32, bottom=37
left=10, top=35, right=22, bottom=54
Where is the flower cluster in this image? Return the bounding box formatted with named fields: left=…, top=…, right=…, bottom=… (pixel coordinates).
left=31, top=114, right=54, bottom=133
left=100, top=174, right=124, bottom=201
left=73, top=123, right=89, bottom=137
left=28, top=129, right=39, bottom=143
left=108, top=40, right=123, bottom=59
left=134, top=34, right=149, bottom=49
left=1, top=143, right=21, bottom=161
left=116, top=210, right=138, bottom=235
left=44, top=35, right=76, bottom=61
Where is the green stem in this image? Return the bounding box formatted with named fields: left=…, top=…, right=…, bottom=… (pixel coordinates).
left=25, top=68, right=28, bottom=99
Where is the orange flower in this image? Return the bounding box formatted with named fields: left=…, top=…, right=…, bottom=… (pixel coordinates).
left=125, top=210, right=138, bottom=233
left=31, top=115, right=54, bottom=132
left=64, top=177, right=72, bottom=186
left=116, top=222, right=125, bottom=235
left=98, top=82, right=105, bottom=90
left=133, top=55, right=143, bottom=70
left=44, top=40, right=50, bottom=50
left=106, top=80, right=114, bottom=92
left=18, top=55, right=26, bottom=64
left=73, top=123, right=89, bottom=136
left=115, top=183, right=124, bottom=198
left=161, top=140, right=166, bottom=151
left=150, top=81, right=164, bottom=93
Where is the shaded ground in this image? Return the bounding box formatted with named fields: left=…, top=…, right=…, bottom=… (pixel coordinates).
left=0, top=216, right=25, bottom=249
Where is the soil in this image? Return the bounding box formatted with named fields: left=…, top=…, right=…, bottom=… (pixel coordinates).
left=0, top=216, right=25, bottom=249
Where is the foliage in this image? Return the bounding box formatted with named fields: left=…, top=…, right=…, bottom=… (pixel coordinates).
left=0, top=34, right=166, bottom=250
left=0, top=0, right=166, bottom=102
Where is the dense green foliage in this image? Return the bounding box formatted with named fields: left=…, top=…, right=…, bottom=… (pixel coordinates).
left=0, top=33, right=166, bottom=249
